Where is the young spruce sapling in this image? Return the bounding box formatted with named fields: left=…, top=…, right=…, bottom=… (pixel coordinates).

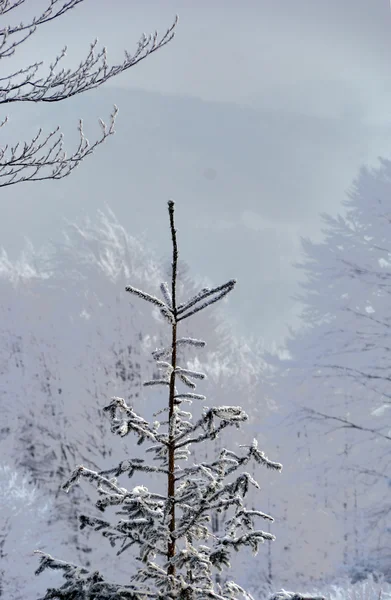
left=35, top=200, right=282, bottom=600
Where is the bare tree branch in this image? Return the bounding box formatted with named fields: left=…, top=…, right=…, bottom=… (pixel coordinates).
left=301, top=407, right=391, bottom=443
left=0, top=1, right=178, bottom=187
left=0, top=105, right=119, bottom=186
left=0, top=1, right=97, bottom=59
left=0, top=15, right=178, bottom=103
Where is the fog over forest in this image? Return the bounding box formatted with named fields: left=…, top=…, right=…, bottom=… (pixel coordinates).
left=2, top=2, right=391, bottom=599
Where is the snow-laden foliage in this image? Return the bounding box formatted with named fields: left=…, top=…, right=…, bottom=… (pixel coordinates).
left=307, top=573, right=391, bottom=600
left=35, top=201, right=282, bottom=599
left=0, top=207, right=276, bottom=596
left=265, top=159, right=391, bottom=581
left=0, top=208, right=164, bottom=575
left=269, top=593, right=324, bottom=600
left=0, top=463, right=54, bottom=599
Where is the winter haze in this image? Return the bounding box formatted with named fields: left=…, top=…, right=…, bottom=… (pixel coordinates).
left=2, top=1, right=391, bottom=598
left=2, top=0, right=391, bottom=347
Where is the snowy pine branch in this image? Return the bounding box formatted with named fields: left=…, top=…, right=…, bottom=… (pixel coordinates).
left=177, top=280, right=236, bottom=322
left=35, top=551, right=156, bottom=599
left=152, top=338, right=206, bottom=361
left=175, top=407, right=249, bottom=449
left=269, top=592, right=326, bottom=600
left=103, top=396, right=167, bottom=446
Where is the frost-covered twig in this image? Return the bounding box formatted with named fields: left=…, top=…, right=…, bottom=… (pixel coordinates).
left=269, top=592, right=326, bottom=600
left=0, top=3, right=177, bottom=187
left=0, top=107, right=118, bottom=187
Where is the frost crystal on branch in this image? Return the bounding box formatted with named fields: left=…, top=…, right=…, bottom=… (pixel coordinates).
left=0, top=1, right=177, bottom=187
left=36, top=201, right=282, bottom=600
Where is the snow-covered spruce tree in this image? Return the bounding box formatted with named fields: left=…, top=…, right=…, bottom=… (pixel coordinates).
left=0, top=208, right=270, bottom=591
left=0, top=463, right=53, bottom=599
left=35, top=200, right=282, bottom=600
left=264, top=159, right=391, bottom=583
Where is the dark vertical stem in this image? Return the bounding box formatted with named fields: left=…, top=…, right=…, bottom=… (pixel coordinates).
left=167, top=200, right=178, bottom=577
left=267, top=497, right=273, bottom=587
left=212, top=437, right=222, bottom=587
left=354, top=485, right=359, bottom=564
left=343, top=395, right=349, bottom=566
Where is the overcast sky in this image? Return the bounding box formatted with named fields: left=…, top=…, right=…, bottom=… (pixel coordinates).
left=2, top=0, right=391, bottom=347
left=44, top=0, right=391, bottom=118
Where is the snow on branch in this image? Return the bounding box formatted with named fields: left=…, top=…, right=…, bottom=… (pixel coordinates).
left=0, top=3, right=177, bottom=187
left=144, top=379, right=171, bottom=388
left=176, top=443, right=281, bottom=488
left=176, top=337, right=206, bottom=348
left=175, top=366, right=206, bottom=389
left=174, top=408, right=248, bottom=449
left=62, top=465, right=126, bottom=496
left=0, top=106, right=118, bottom=187
left=59, top=465, right=170, bottom=560
left=242, top=439, right=283, bottom=471
left=176, top=367, right=205, bottom=380
left=174, top=392, right=206, bottom=402
left=35, top=201, right=282, bottom=600
left=125, top=285, right=170, bottom=310
left=0, top=7, right=177, bottom=96
left=126, top=281, right=235, bottom=327
left=269, top=592, right=326, bottom=600
left=34, top=551, right=155, bottom=599
left=160, top=281, right=172, bottom=307
left=99, top=458, right=168, bottom=480
left=218, top=529, right=275, bottom=552
left=103, top=396, right=167, bottom=447
left=152, top=337, right=206, bottom=361
left=0, top=1, right=85, bottom=59
left=177, top=280, right=236, bottom=322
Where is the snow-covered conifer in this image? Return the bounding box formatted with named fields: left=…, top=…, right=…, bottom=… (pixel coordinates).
left=35, top=201, right=282, bottom=599
left=265, top=159, right=391, bottom=582
left=0, top=463, right=53, bottom=599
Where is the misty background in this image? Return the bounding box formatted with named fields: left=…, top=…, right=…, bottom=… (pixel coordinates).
left=2, top=0, right=391, bottom=347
